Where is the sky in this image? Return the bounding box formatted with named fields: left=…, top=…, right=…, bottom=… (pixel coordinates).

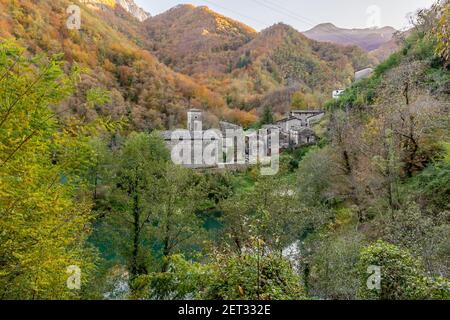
left=135, top=0, right=437, bottom=31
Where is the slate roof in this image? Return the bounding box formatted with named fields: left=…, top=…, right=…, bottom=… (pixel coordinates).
left=161, top=131, right=174, bottom=140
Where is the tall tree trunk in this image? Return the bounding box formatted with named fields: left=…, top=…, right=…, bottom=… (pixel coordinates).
left=162, top=232, right=170, bottom=272
left=161, top=202, right=172, bottom=272
left=405, top=116, right=419, bottom=178
left=403, top=81, right=410, bottom=105
left=342, top=149, right=364, bottom=222
left=131, top=188, right=140, bottom=282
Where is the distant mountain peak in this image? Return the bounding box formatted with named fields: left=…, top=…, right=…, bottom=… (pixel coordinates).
left=176, top=3, right=197, bottom=9
left=313, top=23, right=338, bottom=30
left=116, top=0, right=150, bottom=21
left=164, top=4, right=213, bottom=15
left=152, top=3, right=256, bottom=31
left=167, top=3, right=196, bottom=12
left=262, top=23, right=303, bottom=37
left=268, top=22, right=295, bottom=30
left=303, top=23, right=398, bottom=53
left=305, top=23, right=396, bottom=33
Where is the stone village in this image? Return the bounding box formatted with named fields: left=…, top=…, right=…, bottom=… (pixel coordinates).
left=160, top=67, right=373, bottom=169
left=160, top=108, right=325, bottom=169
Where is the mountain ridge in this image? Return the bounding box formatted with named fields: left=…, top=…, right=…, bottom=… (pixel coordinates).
left=116, top=0, right=150, bottom=21
left=143, top=4, right=257, bottom=76
left=0, top=0, right=261, bottom=129
left=303, top=23, right=399, bottom=57
left=142, top=7, right=376, bottom=114
left=0, top=1, right=381, bottom=127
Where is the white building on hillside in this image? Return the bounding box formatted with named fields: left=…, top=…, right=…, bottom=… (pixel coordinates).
left=355, top=68, right=374, bottom=81
left=333, top=89, right=345, bottom=99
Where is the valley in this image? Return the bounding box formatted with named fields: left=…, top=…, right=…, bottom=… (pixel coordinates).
left=0, top=0, right=449, bottom=302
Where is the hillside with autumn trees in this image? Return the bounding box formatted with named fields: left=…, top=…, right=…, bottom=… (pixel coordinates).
left=0, top=0, right=449, bottom=302
left=143, top=4, right=258, bottom=76
left=0, top=0, right=259, bottom=129
left=0, top=0, right=379, bottom=130
left=143, top=5, right=376, bottom=115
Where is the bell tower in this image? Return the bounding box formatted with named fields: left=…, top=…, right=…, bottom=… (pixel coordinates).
left=187, top=109, right=202, bottom=132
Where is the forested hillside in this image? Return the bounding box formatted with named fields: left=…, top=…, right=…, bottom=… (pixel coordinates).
left=231, top=23, right=375, bottom=113
left=144, top=6, right=376, bottom=115
left=0, top=0, right=257, bottom=129
left=143, top=4, right=258, bottom=76
left=298, top=2, right=450, bottom=298
left=0, top=0, right=449, bottom=301
left=0, top=1, right=378, bottom=127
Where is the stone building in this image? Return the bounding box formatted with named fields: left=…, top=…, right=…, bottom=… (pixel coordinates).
left=275, top=110, right=324, bottom=148
left=355, top=67, right=374, bottom=81
left=290, top=110, right=325, bottom=126
left=161, top=109, right=222, bottom=168
left=161, top=108, right=324, bottom=168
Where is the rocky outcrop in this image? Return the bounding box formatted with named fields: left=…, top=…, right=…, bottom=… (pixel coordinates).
left=81, top=0, right=150, bottom=22
left=115, top=0, right=150, bottom=22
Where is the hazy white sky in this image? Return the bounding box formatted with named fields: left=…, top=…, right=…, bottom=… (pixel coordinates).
left=135, top=0, right=437, bottom=31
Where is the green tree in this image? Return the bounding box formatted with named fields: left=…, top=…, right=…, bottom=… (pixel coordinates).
left=101, top=132, right=169, bottom=283
left=220, top=174, right=308, bottom=254
left=291, top=91, right=317, bottom=110
left=131, top=254, right=213, bottom=300
left=152, top=165, right=207, bottom=271
left=98, top=132, right=207, bottom=293
left=0, top=41, right=98, bottom=299
left=260, top=105, right=274, bottom=125
left=205, top=247, right=306, bottom=300
left=237, top=50, right=252, bottom=69
left=133, top=248, right=307, bottom=301
left=435, top=0, right=450, bottom=64
left=357, top=241, right=450, bottom=300
left=308, top=230, right=365, bottom=300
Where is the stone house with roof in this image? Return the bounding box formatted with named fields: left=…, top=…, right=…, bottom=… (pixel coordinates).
left=161, top=109, right=325, bottom=168
left=274, top=110, right=324, bottom=148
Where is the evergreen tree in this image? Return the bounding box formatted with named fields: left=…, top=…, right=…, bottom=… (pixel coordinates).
left=260, top=105, right=274, bottom=125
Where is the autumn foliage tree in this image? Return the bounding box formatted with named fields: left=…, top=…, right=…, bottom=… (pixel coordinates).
left=0, top=41, right=99, bottom=299
left=435, top=0, right=450, bottom=64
